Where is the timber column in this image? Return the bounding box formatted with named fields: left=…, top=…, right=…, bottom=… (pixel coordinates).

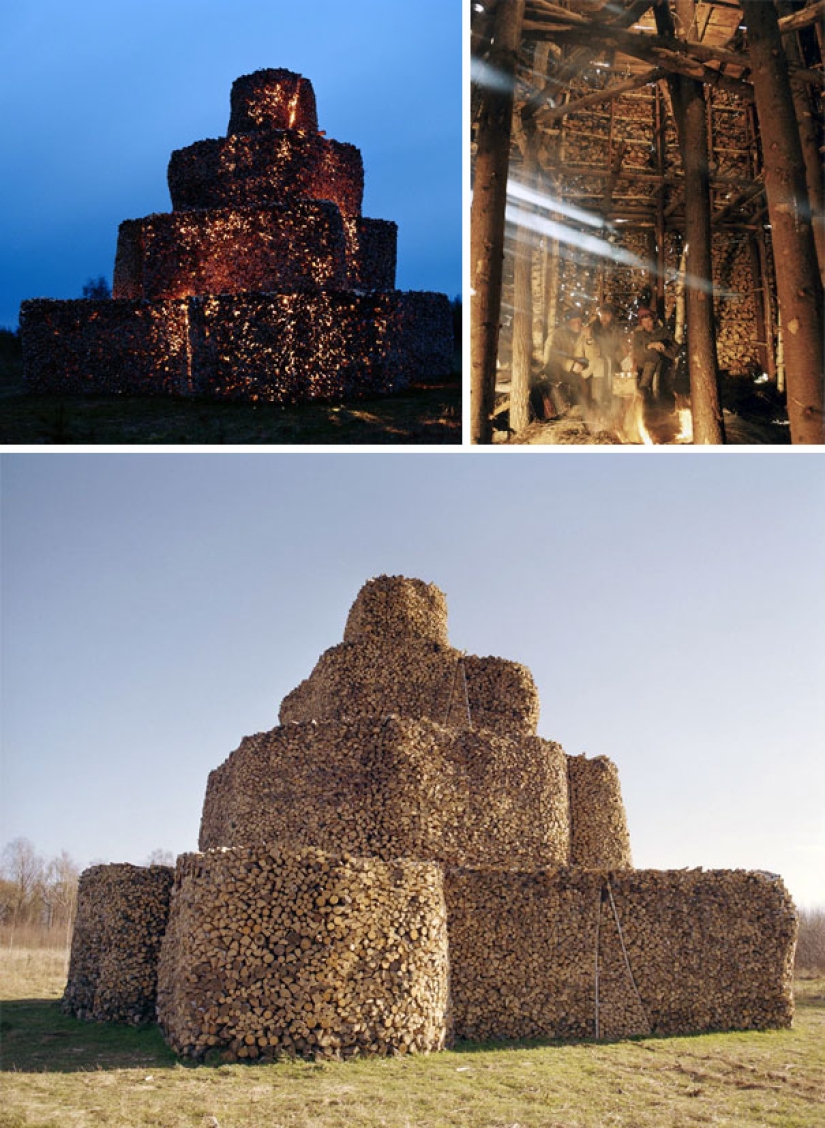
left=741, top=0, right=824, bottom=445
left=470, top=0, right=525, bottom=444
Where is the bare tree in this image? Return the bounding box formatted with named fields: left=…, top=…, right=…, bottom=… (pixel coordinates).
left=1, top=837, right=44, bottom=940
left=81, top=275, right=111, bottom=300
left=145, top=849, right=176, bottom=867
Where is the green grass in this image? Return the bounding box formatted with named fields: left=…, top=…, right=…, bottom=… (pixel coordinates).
left=1, top=952, right=823, bottom=1127
left=0, top=337, right=462, bottom=445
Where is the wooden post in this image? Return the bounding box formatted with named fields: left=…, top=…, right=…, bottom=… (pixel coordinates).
left=777, top=0, right=825, bottom=285
left=511, top=123, right=539, bottom=433
left=471, top=0, right=526, bottom=445
left=748, top=234, right=772, bottom=378
left=742, top=0, right=824, bottom=444
left=654, top=85, right=667, bottom=314
left=656, top=0, right=725, bottom=444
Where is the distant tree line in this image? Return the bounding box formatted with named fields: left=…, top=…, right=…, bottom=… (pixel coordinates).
left=796, top=908, right=825, bottom=976
left=81, top=276, right=111, bottom=300
left=0, top=838, right=176, bottom=949
left=0, top=838, right=79, bottom=946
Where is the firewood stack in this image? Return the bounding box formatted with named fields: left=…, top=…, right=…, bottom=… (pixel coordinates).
left=62, top=864, right=173, bottom=1025
left=65, top=574, right=796, bottom=1059
left=199, top=717, right=572, bottom=869
left=445, top=867, right=796, bottom=1044
left=567, top=754, right=632, bottom=867
left=281, top=575, right=540, bottom=738
left=157, top=845, right=449, bottom=1060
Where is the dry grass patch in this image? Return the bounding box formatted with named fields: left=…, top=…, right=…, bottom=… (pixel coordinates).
left=1, top=949, right=823, bottom=1128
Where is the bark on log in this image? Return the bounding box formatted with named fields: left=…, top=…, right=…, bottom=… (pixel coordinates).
left=471, top=0, right=526, bottom=444
left=511, top=122, right=539, bottom=432
left=777, top=0, right=825, bottom=285
left=742, top=0, right=824, bottom=444
left=657, top=0, right=725, bottom=443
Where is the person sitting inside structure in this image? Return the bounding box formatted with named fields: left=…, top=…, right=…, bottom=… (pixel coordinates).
left=543, top=308, right=606, bottom=412
left=631, top=307, right=677, bottom=399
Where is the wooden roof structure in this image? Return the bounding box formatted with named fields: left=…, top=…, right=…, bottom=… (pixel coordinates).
left=470, top=0, right=825, bottom=445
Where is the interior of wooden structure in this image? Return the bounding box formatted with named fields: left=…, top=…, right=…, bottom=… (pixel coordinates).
left=471, top=0, right=824, bottom=440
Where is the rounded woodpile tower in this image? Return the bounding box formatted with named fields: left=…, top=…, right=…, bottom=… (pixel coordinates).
left=63, top=574, right=796, bottom=1061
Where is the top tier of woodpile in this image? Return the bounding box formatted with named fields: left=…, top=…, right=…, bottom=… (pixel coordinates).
left=343, top=576, right=450, bottom=647
left=228, top=69, right=319, bottom=135
left=281, top=575, right=540, bottom=738
left=167, top=68, right=364, bottom=218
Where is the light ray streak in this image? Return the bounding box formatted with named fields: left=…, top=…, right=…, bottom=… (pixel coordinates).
left=508, top=180, right=615, bottom=232
left=506, top=203, right=732, bottom=298
left=471, top=57, right=517, bottom=94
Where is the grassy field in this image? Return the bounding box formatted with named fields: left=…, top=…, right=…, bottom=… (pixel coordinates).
left=0, top=333, right=462, bottom=445
left=1, top=950, right=823, bottom=1128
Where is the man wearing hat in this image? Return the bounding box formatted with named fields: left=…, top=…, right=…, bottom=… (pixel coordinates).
left=543, top=307, right=606, bottom=409
left=631, top=307, right=677, bottom=398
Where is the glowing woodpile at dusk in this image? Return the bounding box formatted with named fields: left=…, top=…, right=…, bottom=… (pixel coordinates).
left=63, top=576, right=796, bottom=1061
left=20, top=69, right=452, bottom=402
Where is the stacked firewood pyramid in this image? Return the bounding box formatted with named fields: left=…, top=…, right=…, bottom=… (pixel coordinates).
left=63, top=576, right=796, bottom=1061
left=21, top=70, right=453, bottom=401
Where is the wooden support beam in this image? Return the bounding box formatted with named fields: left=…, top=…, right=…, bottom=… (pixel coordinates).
left=742, top=0, right=824, bottom=443
left=525, top=21, right=749, bottom=71
left=656, top=0, right=725, bottom=444
left=534, top=68, right=665, bottom=124
left=713, top=180, right=765, bottom=224
left=777, top=0, right=825, bottom=36
left=530, top=26, right=754, bottom=100
left=471, top=0, right=526, bottom=445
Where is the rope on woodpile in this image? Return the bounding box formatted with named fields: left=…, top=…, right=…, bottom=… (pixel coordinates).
left=606, top=876, right=651, bottom=1035
left=594, top=883, right=603, bottom=1039
left=459, top=654, right=473, bottom=729
left=441, top=651, right=472, bottom=728
left=442, top=654, right=461, bottom=727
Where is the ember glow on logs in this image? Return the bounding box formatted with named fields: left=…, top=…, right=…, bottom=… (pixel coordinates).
left=20, top=69, right=453, bottom=403
left=64, top=576, right=795, bottom=1062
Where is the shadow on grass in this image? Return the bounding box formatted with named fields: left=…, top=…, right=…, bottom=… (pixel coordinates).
left=0, top=999, right=177, bottom=1073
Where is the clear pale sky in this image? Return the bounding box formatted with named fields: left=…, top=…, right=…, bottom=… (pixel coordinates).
left=0, top=0, right=461, bottom=330
left=2, top=452, right=823, bottom=909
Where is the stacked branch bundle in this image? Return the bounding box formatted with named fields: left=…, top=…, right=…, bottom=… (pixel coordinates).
left=64, top=575, right=797, bottom=1060
left=21, top=69, right=452, bottom=400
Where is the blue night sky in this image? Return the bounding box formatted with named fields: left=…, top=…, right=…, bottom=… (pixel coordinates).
left=0, top=0, right=461, bottom=330
left=2, top=452, right=824, bottom=909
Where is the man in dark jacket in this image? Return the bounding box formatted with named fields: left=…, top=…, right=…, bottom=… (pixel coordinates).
left=631, top=307, right=677, bottom=398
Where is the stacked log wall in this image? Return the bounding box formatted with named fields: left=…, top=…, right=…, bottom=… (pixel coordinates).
left=156, top=845, right=450, bottom=1061
left=199, top=716, right=572, bottom=870
left=22, top=291, right=453, bottom=401
left=281, top=575, right=539, bottom=738
left=567, top=753, right=632, bottom=868
left=446, top=867, right=796, bottom=1043
left=62, top=864, right=173, bottom=1025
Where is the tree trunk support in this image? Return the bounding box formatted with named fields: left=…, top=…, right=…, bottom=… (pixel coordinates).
left=471, top=0, right=526, bottom=444
left=657, top=0, right=725, bottom=444
left=742, top=0, right=824, bottom=444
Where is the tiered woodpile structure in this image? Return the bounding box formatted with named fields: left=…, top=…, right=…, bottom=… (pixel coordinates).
left=64, top=575, right=797, bottom=1060
left=20, top=69, right=452, bottom=402
left=471, top=0, right=824, bottom=444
